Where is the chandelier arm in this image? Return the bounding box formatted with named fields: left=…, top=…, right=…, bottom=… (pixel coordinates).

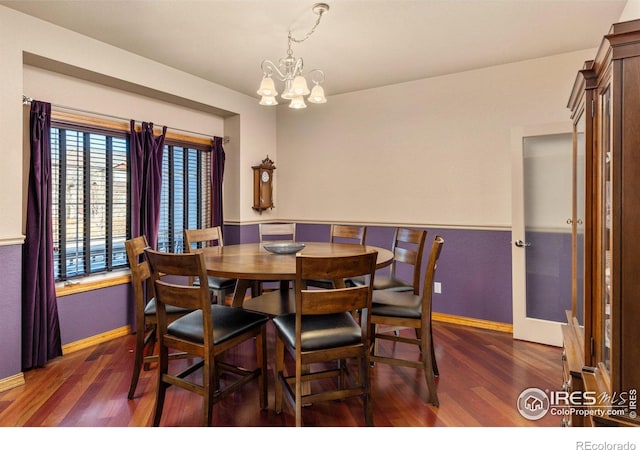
left=292, top=58, right=304, bottom=76
left=309, top=69, right=325, bottom=84
left=261, top=60, right=288, bottom=81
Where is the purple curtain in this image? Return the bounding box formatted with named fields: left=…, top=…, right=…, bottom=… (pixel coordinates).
left=211, top=136, right=226, bottom=228
left=22, top=100, right=62, bottom=370
left=130, top=121, right=166, bottom=249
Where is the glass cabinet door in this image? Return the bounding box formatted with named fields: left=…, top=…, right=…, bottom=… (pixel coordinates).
left=574, top=109, right=586, bottom=326
left=599, top=84, right=612, bottom=373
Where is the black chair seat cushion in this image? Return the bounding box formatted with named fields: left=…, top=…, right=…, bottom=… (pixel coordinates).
left=306, top=278, right=333, bottom=288
left=309, top=278, right=361, bottom=289
left=371, top=290, right=421, bottom=319
left=193, top=275, right=236, bottom=290
left=273, top=312, right=361, bottom=352
left=350, top=275, right=413, bottom=292
left=144, top=298, right=191, bottom=316
left=167, top=305, right=268, bottom=345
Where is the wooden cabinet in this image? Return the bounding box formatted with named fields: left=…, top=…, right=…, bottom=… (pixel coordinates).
left=563, top=55, right=593, bottom=428
left=565, top=18, right=640, bottom=427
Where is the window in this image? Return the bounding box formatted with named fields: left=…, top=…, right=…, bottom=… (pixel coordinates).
left=51, top=125, right=129, bottom=280
left=157, top=142, right=212, bottom=253
left=52, top=121, right=214, bottom=281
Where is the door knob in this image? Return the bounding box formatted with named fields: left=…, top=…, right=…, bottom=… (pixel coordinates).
left=515, top=240, right=531, bottom=248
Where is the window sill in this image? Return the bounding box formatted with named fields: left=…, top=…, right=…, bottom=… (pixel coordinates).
left=55, top=270, right=131, bottom=297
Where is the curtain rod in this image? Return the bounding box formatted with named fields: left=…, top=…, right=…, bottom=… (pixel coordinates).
left=22, top=95, right=230, bottom=144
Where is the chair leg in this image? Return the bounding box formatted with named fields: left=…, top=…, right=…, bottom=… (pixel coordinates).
left=212, top=288, right=221, bottom=304
left=418, top=325, right=439, bottom=377
left=362, top=352, right=373, bottom=426
left=339, top=359, right=347, bottom=390
left=431, top=346, right=439, bottom=378
left=152, top=348, right=170, bottom=426
left=372, top=323, right=379, bottom=358
left=430, top=321, right=439, bottom=377
left=257, top=326, right=268, bottom=410
left=204, top=360, right=215, bottom=426
left=421, top=326, right=439, bottom=407
left=152, top=384, right=167, bottom=426
left=129, top=323, right=156, bottom=399
left=143, top=326, right=157, bottom=370
left=295, top=356, right=302, bottom=427
left=369, top=322, right=377, bottom=366
left=275, top=335, right=284, bottom=414
left=423, top=361, right=439, bottom=407
left=127, top=325, right=146, bottom=399
left=213, top=356, right=221, bottom=392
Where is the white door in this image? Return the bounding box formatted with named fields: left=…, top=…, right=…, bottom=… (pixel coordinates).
left=511, top=122, right=573, bottom=347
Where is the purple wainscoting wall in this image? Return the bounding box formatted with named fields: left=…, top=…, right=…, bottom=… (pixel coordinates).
left=1, top=222, right=515, bottom=383
left=427, top=227, right=513, bottom=324
left=56, top=283, right=133, bottom=345
left=0, top=244, right=22, bottom=380
left=225, top=223, right=514, bottom=324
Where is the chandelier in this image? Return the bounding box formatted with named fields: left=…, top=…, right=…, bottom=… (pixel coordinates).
left=257, top=3, right=329, bottom=109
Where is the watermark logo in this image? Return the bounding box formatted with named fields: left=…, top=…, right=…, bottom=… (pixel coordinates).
left=576, top=442, right=637, bottom=450
left=517, top=387, right=637, bottom=420
left=517, top=387, right=550, bottom=420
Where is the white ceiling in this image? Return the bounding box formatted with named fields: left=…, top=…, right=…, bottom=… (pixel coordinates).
left=1, top=0, right=628, bottom=98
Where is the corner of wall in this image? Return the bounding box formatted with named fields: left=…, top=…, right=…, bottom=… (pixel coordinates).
left=619, top=0, right=640, bottom=21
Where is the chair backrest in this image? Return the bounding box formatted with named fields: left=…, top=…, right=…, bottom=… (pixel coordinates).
left=184, top=226, right=224, bottom=252
left=329, top=224, right=366, bottom=245
left=390, top=228, right=428, bottom=295
left=144, top=249, right=213, bottom=340
left=421, top=236, right=444, bottom=316
left=296, top=251, right=377, bottom=316
left=259, top=223, right=296, bottom=243
left=125, top=235, right=152, bottom=309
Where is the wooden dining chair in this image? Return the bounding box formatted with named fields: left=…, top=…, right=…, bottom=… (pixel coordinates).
left=184, top=226, right=237, bottom=304
left=144, top=248, right=269, bottom=426
left=273, top=250, right=378, bottom=426
left=306, top=224, right=367, bottom=289
left=369, top=235, right=444, bottom=407
left=351, top=227, right=427, bottom=294
left=124, top=235, right=192, bottom=399
left=376, top=227, right=427, bottom=294
left=258, top=222, right=296, bottom=243
left=256, top=223, right=297, bottom=294
left=329, top=224, right=366, bottom=244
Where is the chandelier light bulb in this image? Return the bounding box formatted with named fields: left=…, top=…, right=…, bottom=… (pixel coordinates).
left=291, top=75, right=310, bottom=96
left=308, top=84, right=327, bottom=104
left=257, top=76, right=278, bottom=96
left=259, top=95, right=279, bottom=106
left=281, top=86, right=295, bottom=100
left=289, top=96, right=307, bottom=109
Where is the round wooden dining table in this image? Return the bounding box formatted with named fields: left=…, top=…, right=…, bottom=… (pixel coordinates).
left=200, top=242, right=393, bottom=307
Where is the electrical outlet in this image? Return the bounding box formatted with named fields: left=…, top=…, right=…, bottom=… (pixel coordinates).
left=434, top=282, right=442, bottom=294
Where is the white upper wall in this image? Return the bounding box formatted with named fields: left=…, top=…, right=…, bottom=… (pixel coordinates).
left=272, top=3, right=640, bottom=230
left=275, top=49, right=594, bottom=229
left=23, top=66, right=226, bottom=138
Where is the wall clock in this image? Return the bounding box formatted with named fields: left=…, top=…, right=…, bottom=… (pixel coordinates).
left=252, top=155, right=275, bottom=213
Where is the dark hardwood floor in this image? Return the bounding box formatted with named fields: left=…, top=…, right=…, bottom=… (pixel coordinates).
left=0, top=321, right=563, bottom=427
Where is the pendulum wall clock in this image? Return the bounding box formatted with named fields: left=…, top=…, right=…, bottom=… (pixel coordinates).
left=252, top=155, right=275, bottom=213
